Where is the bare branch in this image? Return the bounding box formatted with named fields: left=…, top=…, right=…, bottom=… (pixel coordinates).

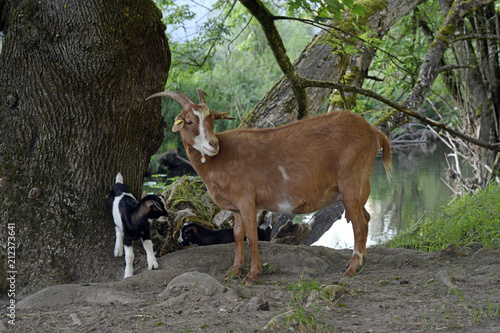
left=452, top=33, right=500, bottom=42
left=438, top=64, right=475, bottom=73
left=297, top=77, right=500, bottom=152
left=376, top=0, right=495, bottom=136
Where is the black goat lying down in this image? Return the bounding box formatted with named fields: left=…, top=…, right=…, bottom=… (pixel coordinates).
left=178, top=222, right=271, bottom=247
left=110, top=173, right=168, bottom=278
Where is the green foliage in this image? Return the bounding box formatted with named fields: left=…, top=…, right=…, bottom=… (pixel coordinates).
left=355, top=0, right=460, bottom=124
left=155, top=0, right=195, bottom=26
left=286, top=0, right=367, bottom=22
left=149, top=1, right=316, bottom=175
left=386, top=182, right=500, bottom=251
left=287, top=273, right=330, bottom=306
left=148, top=175, right=217, bottom=221
left=284, top=273, right=334, bottom=332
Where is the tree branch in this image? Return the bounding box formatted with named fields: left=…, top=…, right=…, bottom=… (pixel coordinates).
left=374, top=0, right=495, bottom=138
left=238, top=0, right=499, bottom=153
left=238, top=0, right=308, bottom=118
left=438, top=64, right=475, bottom=73
left=298, top=77, right=500, bottom=152
left=452, top=33, right=500, bottom=42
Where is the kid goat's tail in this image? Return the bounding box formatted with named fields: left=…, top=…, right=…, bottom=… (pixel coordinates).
left=115, top=172, right=124, bottom=184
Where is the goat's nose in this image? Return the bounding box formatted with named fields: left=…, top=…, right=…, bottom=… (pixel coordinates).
left=209, top=140, right=218, bottom=150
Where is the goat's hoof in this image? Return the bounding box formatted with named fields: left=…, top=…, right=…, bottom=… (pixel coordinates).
left=225, top=269, right=242, bottom=281
left=242, top=273, right=261, bottom=286
left=124, top=269, right=134, bottom=279
left=149, top=261, right=159, bottom=270
left=342, top=265, right=357, bottom=277
left=114, top=249, right=123, bottom=257
left=344, top=252, right=364, bottom=278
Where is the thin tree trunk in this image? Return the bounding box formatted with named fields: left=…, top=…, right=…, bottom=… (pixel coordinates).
left=377, top=0, right=495, bottom=136
left=433, top=0, right=500, bottom=186
left=0, top=0, right=170, bottom=294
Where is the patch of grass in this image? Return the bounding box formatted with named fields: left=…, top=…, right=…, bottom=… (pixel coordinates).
left=386, top=182, right=500, bottom=251
left=160, top=175, right=218, bottom=222
left=281, top=273, right=335, bottom=332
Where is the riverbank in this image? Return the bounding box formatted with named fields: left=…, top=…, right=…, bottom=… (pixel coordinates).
left=7, top=242, right=500, bottom=332
left=5, top=184, right=500, bottom=332
left=387, top=182, right=500, bottom=251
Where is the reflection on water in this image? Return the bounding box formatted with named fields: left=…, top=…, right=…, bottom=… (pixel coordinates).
left=312, top=142, right=461, bottom=249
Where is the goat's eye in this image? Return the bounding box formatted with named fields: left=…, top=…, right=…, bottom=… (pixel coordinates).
left=186, top=120, right=194, bottom=125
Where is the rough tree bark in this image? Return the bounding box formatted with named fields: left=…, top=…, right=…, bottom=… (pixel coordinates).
left=0, top=0, right=170, bottom=294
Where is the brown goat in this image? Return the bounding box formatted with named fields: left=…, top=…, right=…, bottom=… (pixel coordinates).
left=147, top=89, right=392, bottom=284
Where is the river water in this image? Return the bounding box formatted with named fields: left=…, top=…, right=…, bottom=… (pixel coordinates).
left=312, top=142, right=462, bottom=249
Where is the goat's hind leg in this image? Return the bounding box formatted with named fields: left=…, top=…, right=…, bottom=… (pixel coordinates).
left=343, top=182, right=370, bottom=277
left=343, top=207, right=368, bottom=277
left=123, top=244, right=135, bottom=278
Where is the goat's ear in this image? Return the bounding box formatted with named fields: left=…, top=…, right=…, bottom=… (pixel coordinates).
left=149, top=201, right=162, bottom=211
left=213, top=111, right=236, bottom=120
left=172, top=115, right=184, bottom=132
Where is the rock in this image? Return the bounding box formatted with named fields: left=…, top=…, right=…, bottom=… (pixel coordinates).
left=263, top=310, right=295, bottom=331
left=325, top=284, right=345, bottom=300
left=436, top=270, right=458, bottom=292
left=245, top=296, right=269, bottom=311
left=17, top=284, right=137, bottom=311
left=273, top=220, right=311, bottom=245
left=70, top=313, right=83, bottom=326
left=212, top=209, right=234, bottom=229
left=160, top=271, right=231, bottom=298
left=306, top=289, right=321, bottom=307
left=269, top=213, right=294, bottom=240
left=305, top=284, right=345, bottom=307
left=378, top=280, right=391, bottom=287
left=158, top=271, right=240, bottom=308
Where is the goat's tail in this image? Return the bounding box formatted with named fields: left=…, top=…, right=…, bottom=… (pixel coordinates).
left=115, top=172, right=124, bottom=184
left=378, top=133, right=393, bottom=181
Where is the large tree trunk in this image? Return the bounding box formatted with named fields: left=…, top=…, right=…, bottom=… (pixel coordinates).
left=0, top=0, right=170, bottom=294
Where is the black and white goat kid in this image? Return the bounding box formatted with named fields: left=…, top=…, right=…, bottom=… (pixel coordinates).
left=110, top=173, right=168, bottom=278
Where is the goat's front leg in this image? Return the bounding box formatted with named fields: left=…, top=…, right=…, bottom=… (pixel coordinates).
left=225, top=212, right=245, bottom=280
left=142, top=239, right=159, bottom=270
left=241, top=205, right=262, bottom=285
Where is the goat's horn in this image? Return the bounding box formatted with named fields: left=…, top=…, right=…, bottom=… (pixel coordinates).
left=197, top=88, right=207, bottom=104
left=146, top=91, right=194, bottom=108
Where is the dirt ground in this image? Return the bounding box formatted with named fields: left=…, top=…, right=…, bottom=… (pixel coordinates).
left=3, top=242, right=500, bottom=332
